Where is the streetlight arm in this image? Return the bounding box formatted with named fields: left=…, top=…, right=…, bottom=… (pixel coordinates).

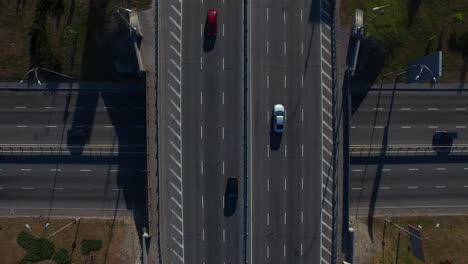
left=415, top=64, right=437, bottom=82
left=372, top=3, right=391, bottom=11
left=36, top=67, right=74, bottom=80
left=357, top=10, right=385, bottom=33
left=35, top=68, right=41, bottom=85
left=19, top=67, right=40, bottom=84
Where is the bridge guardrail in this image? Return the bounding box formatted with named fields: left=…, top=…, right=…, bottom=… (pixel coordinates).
left=350, top=144, right=468, bottom=155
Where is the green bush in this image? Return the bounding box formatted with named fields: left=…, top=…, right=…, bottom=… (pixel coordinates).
left=81, top=239, right=102, bottom=255
left=53, top=248, right=71, bottom=264
left=17, top=231, right=54, bottom=263
left=453, top=13, right=464, bottom=23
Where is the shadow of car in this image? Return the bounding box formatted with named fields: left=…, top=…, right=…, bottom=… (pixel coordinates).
left=224, top=177, right=238, bottom=217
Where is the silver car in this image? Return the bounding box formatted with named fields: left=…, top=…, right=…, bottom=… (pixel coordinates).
left=273, top=104, right=285, bottom=133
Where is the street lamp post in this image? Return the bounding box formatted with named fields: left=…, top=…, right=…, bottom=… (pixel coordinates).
left=43, top=222, right=50, bottom=237
left=350, top=5, right=389, bottom=76
left=355, top=10, right=385, bottom=37
left=116, top=8, right=142, bottom=39
left=25, top=222, right=49, bottom=238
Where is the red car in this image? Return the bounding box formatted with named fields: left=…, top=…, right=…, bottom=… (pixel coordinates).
left=206, top=9, right=217, bottom=36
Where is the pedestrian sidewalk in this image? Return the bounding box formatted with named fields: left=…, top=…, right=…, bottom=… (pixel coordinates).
left=135, top=0, right=161, bottom=263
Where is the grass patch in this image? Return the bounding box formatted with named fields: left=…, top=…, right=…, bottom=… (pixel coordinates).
left=341, top=0, right=468, bottom=81
left=0, top=217, right=135, bottom=263
left=0, top=0, right=90, bottom=80
left=0, top=0, right=147, bottom=81
left=357, top=215, right=468, bottom=264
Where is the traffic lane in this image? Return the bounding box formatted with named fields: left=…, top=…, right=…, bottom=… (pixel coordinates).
left=180, top=3, right=205, bottom=263
left=351, top=126, right=468, bottom=145
left=283, top=1, right=322, bottom=263
left=0, top=125, right=146, bottom=145
left=0, top=168, right=145, bottom=189
left=261, top=153, right=288, bottom=262
left=350, top=185, right=468, bottom=208
left=200, top=118, right=223, bottom=264
left=0, top=153, right=145, bottom=169
left=351, top=164, right=468, bottom=189
left=300, top=0, right=323, bottom=260
left=0, top=187, right=144, bottom=209
left=0, top=106, right=146, bottom=114
left=199, top=0, right=244, bottom=262
left=283, top=29, right=307, bottom=259
left=0, top=91, right=144, bottom=109
left=220, top=11, right=244, bottom=263
left=0, top=109, right=145, bottom=126
left=199, top=15, right=235, bottom=264
left=351, top=109, right=468, bottom=127
left=353, top=91, right=468, bottom=110
left=180, top=1, right=206, bottom=264
left=253, top=13, right=290, bottom=260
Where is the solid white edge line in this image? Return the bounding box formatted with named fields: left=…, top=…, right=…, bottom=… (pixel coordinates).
left=319, top=0, right=324, bottom=261
left=248, top=0, right=253, bottom=263
left=179, top=0, right=185, bottom=260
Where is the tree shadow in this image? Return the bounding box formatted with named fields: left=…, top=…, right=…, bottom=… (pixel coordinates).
left=16, top=0, right=28, bottom=16
left=447, top=31, right=468, bottom=91
left=66, top=0, right=76, bottom=26
left=407, top=0, right=421, bottom=28
left=308, top=0, right=320, bottom=24
left=364, top=82, right=397, bottom=242
left=69, top=218, right=81, bottom=258
left=458, top=59, right=468, bottom=93
left=50, top=0, right=65, bottom=31
left=99, top=87, right=147, bottom=261
left=350, top=36, right=390, bottom=115
left=28, top=0, right=61, bottom=71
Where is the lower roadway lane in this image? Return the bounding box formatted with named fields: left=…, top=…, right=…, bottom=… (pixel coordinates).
left=352, top=90, right=468, bottom=145
left=0, top=89, right=146, bottom=215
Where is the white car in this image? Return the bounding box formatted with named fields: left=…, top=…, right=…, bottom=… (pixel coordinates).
left=273, top=104, right=285, bottom=133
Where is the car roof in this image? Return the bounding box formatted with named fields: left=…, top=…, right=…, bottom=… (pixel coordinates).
left=276, top=115, right=284, bottom=125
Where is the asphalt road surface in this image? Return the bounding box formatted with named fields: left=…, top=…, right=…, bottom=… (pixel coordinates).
left=0, top=90, right=146, bottom=216
left=351, top=90, right=468, bottom=212
left=249, top=0, right=324, bottom=263
left=351, top=90, right=468, bottom=145
left=181, top=0, right=244, bottom=263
